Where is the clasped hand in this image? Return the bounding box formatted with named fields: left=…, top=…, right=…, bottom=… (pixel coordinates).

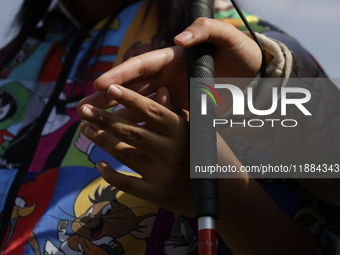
left=77, top=17, right=266, bottom=216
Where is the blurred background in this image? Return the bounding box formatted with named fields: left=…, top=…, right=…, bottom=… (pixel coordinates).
left=0, top=0, right=339, bottom=77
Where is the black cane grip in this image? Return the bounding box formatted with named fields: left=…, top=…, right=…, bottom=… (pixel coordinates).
left=186, top=0, right=214, bottom=80
left=186, top=0, right=214, bottom=24
left=186, top=0, right=219, bottom=220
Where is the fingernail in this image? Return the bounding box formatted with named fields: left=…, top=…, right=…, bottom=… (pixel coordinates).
left=80, top=106, right=93, bottom=118
left=96, top=162, right=106, bottom=173
left=159, top=87, right=170, bottom=105
left=96, top=162, right=103, bottom=172
left=84, top=125, right=97, bottom=139
left=162, top=87, right=170, bottom=100
left=175, top=30, right=193, bottom=43
left=108, top=85, right=122, bottom=98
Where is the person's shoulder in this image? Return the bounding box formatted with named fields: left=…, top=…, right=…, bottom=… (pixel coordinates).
left=213, top=1, right=324, bottom=73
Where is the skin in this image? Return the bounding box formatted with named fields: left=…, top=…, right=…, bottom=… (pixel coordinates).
left=78, top=86, right=316, bottom=255
left=77, top=16, right=317, bottom=254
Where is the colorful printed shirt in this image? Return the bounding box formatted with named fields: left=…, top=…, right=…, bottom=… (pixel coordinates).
left=0, top=1, right=338, bottom=254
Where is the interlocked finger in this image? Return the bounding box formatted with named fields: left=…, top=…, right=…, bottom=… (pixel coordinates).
left=79, top=121, right=155, bottom=173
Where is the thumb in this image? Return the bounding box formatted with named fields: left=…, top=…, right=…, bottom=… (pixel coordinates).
left=174, top=17, right=249, bottom=49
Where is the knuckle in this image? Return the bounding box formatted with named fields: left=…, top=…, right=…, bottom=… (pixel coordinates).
left=120, top=151, right=131, bottom=162
left=93, top=74, right=110, bottom=91
left=136, top=57, right=146, bottom=76
left=94, top=112, right=112, bottom=129
left=116, top=180, right=133, bottom=194
left=146, top=102, right=164, bottom=119
left=93, top=77, right=101, bottom=89
left=102, top=171, right=114, bottom=185
left=115, top=176, right=141, bottom=195
left=124, top=90, right=137, bottom=108
left=195, top=17, right=211, bottom=29
left=121, top=126, right=141, bottom=142
left=95, top=132, right=109, bottom=149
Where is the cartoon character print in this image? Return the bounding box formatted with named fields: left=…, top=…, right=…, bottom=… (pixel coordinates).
left=76, top=46, right=119, bottom=81
left=73, top=103, right=135, bottom=173
left=0, top=78, right=93, bottom=174
left=22, top=81, right=86, bottom=178
left=0, top=166, right=59, bottom=254
left=74, top=128, right=135, bottom=174
left=0, top=197, right=36, bottom=253
left=45, top=185, right=156, bottom=255
left=39, top=17, right=120, bottom=83
left=0, top=39, right=41, bottom=79
left=40, top=90, right=81, bottom=137
left=163, top=214, right=198, bottom=255
left=66, top=16, right=121, bottom=81
left=38, top=41, right=67, bottom=83
left=75, top=131, right=95, bottom=158
left=74, top=132, right=114, bottom=168
left=0, top=82, right=32, bottom=156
